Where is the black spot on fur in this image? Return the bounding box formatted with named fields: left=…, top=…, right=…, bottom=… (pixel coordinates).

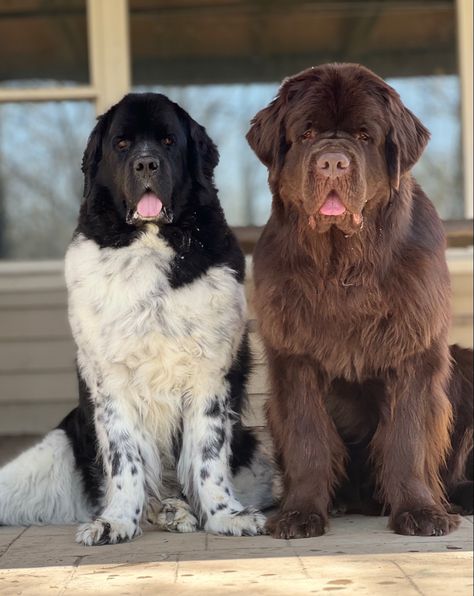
left=202, top=426, right=225, bottom=461
left=131, top=465, right=138, bottom=475
left=200, top=468, right=210, bottom=481
left=216, top=503, right=227, bottom=511
left=210, top=509, right=215, bottom=516
left=97, top=521, right=111, bottom=545
left=117, top=483, right=122, bottom=490
left=205, top=399, right=221, bottom=417
left=111, top=452, right=121, bottom=476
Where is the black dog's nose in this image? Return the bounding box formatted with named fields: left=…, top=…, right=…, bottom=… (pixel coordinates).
left=316, top=152, right=350, bottom=177
left=134, top=155, right=159, bottom=174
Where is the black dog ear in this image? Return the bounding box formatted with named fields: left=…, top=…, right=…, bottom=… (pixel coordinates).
left=175, top=104, right=219, bottom=204
left=383, top=90, right=430, bottom=190
left=81, top=105, right=116, bottom=199
left=188, top=117, right=219, bottom=183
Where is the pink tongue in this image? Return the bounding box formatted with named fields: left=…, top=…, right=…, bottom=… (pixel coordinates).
left=136, top=193, right=163, bottom=218
left=319, top=193, right=346, bottom=216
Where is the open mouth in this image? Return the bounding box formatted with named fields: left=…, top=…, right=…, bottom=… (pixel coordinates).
left=136, top=191, right=163, bottom=219
left=127, top=191, right=172, bottom=224
left=319, top=190, right=346, bottom=217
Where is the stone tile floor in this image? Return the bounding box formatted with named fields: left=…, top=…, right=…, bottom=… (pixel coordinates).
left=0, top=438, right=472, bottom=595
left=0, top=516, right=472, bottom=595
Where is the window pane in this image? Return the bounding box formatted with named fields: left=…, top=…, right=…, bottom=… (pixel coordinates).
left=0, top=101, right=95, bottom=259
left=131, top=0, right=462, bottom=222
left=0, top=0, right=88, bottom=87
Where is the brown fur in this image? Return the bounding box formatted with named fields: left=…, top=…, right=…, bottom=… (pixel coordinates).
left=246, top=63, right=473, bottom=538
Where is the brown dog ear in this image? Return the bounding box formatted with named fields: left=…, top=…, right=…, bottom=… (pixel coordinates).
left=384, top=91, right=430, bottom=190
left=246, top=95, right=288, bottom=169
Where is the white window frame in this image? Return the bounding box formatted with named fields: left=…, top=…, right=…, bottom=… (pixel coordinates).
left=456, top=0, right=473, bottom=218
left=0, top=0, right=130, bottom=115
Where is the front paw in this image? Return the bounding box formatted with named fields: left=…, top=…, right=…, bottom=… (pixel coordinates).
left=390, top=507, right=461, bottom=536
left=205, top=508, right=266, bottom=536
left=76, top=517, right=141, bottom=546
left=267, top=510, right=327, bottom=539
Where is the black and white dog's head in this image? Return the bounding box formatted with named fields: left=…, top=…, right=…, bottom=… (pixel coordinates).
left=81, top=93, right=219, bottom=227
left=77, top=92, right=244, bottom=286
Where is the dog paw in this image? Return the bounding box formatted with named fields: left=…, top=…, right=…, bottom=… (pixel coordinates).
left=205, top=508, right=266, bottom=536
left=266, top=510, right=327, bottom=539
left=76, top=517, right=141, bottom=546
left=391, top=507, right=461, bottom=536
left=149, top=498, right=199, bottom=533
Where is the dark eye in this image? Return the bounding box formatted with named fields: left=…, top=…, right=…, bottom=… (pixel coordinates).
left=116, top=138, right=130, bottom=150
left=356, top=131, right=370, bottom=142
left=301, top=129, right=316, bottom=141
left=163, top=135, right=175, bottom=146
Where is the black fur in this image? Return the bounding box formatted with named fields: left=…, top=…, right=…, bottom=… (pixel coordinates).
left=57, top=371, right=103, bottom=510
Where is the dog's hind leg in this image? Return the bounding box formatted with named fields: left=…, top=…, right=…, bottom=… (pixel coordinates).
left=0, top=429, right=91, bottom=525
left=146, top=497, right=199, bottom=533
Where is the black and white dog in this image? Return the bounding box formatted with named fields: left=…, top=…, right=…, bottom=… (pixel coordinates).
left=0, top=93, right=273, bottom=544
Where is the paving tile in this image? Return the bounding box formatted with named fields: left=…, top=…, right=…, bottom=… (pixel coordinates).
left=392, top=552, right=473, bottom=596
left=1, top=526, right=207, bottom=567
left=0, top=527, right=26, bottom=537
left=206, top=533, right=288, bottom=551
left=63, top=555, right=178, bottom=595
left=295, top=553, right=422, bottom=595
left=0, top=559, right=79, bottom=596
left=177, top=550, right=309, bottom=592
left=288, top=515, right=474, bottom=556
left=0, top=516, right=471, bottom=595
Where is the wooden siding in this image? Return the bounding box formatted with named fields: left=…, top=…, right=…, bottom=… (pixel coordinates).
left=0, top=251, right=472, bottom=435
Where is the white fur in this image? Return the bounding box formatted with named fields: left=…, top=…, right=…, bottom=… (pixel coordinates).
left=0, top=430, right=90, bottom=525
left=64, top=226, right=265, bottom=543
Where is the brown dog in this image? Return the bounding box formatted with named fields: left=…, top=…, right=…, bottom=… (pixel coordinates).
left=246, top=63, right=473, bottom=538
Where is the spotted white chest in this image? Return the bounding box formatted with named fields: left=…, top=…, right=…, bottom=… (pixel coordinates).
left=65, top=227, right=246, bottom=445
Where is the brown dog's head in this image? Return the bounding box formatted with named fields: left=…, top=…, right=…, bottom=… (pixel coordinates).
left=246, top=63, right=430, bottom=235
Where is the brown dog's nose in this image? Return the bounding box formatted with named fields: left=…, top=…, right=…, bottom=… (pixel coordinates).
left=316, top=152, right=350, bottom=177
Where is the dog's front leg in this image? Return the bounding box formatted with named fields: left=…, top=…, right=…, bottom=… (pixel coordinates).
left=372, top=353, right=461, bottom=536
left=265, top=352, right=347, bottom=539
left=178, top=391, right=265, bottom=536
left=76, top=395, right=148, bottom=546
